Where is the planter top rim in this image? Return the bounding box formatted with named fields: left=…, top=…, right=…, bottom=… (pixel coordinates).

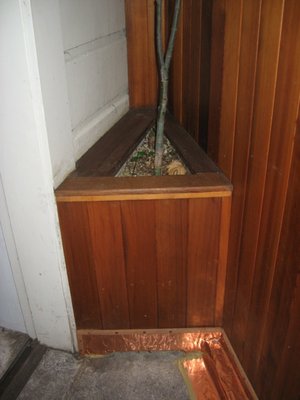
left=56, top=108, right=232, bottom=200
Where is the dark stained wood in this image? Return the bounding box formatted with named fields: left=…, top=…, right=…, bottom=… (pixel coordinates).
left=222, top=0, right=262, bottom=337
left=57, top=203, right=102, bottom=329
left=120, top=201, right=158, bottom=328
left=168, top=0, right=184, bottom=123
left=263, top=120, right=300, bottom=400
left=215, top=196, right=231, bottom=326
left=230, top=0, right=285, bottom=361
left=182, top=0, right=201, bottom=143
left=207, top=0, right=225, bottom=163
left=87, top=202, right=130, bottom=329
left=164, top=113, right=219, bottom=173
left=156, top=199, right=188, bottom=328
left=217, top=0, right=243, bottom=179
left=73, top=109, right=223, bottom=179
left=199, top=0, right=213, bottom=150
left=242, top=0, right=300, bottom=382
left=58, top=195, right=230, bottom=335
left=75, top=109, right=155, bottom=177
left=125, top=0, right=158, bottom=107
left=56, top=174, right=232, bottom=201
left=187, top=198, right=221, bottom=326
left=56, top=106, right=232, bottom=338
left=124, top=0, right=300, bottom=398
left=207, top=0, right=300, bottom=398
left=125, top=1, right=214, bottom=146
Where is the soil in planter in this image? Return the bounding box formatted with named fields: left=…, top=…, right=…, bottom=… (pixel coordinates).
left=117, top=127, right=189, bottom=177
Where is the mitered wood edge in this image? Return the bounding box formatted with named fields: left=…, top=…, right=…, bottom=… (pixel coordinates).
left=56, top=173, right=232, bottom=202
left=56, top=108, right=232, bottom=201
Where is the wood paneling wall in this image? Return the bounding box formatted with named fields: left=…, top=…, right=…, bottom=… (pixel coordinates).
left=208, top=1, right=300, bottom=399
left=125, top=0, right=212, bottom=148
left=125, top=1, right=300, bottom=398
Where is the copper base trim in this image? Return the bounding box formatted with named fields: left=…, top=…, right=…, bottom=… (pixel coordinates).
left=77, top=328, right=257, bottom=399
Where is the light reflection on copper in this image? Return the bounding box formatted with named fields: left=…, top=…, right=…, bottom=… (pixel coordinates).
left=79, top=329, right=254, bottom=399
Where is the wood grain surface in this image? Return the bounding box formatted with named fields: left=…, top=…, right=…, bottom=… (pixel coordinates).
left=58, top=197, right=229, bottom=331
left=125, top=0, right=213, bottom=147
left=207, top=1, right=300, bottom=398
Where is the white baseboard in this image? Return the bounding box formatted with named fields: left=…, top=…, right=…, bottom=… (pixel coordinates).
left=73, top=93, right=129, bottom=161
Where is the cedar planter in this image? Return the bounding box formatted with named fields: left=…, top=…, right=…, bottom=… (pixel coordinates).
left=56, top=109, right=232, bottom=353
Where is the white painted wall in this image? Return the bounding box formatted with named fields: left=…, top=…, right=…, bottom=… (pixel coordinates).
left=0, top=0, right=129, bottom=350
left=30, top=0, right=75, bottom=187
left=0, top=0, right=75, bottom=350
left=0, top=221, right=26, bottom=333
left=59, top=0, right=129, bottom=159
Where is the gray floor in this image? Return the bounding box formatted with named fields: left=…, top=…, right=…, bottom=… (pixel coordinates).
left=0, top=327, right=190, bottom=399
left=0, top=327, right=29, bottom=380
left=18, top=349, right=190, bottom=400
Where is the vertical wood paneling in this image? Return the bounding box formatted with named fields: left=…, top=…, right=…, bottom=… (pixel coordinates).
left=243, top=0, right=300, bottom=381
left=187, top=198, right=221, bottom=326
left=125, top=0, right=300, bottom=397
left=87, top=202, right=129, bottom=329
left=199, top=0, right=213, bottom=150
left=207, top=0, right=225, bottom=162
left=208, top=0, right=300, bottom=398
left=57, top=203, right=102, bottom=329
left=125, top=0, right=157, bottom=107
left=168, top=0, right=184, bottom=122
left=182, top=0, right=201, bottom=142
left=125, top=0, right=213, bottom=146
left=230, top=0, right=285, bottom=360
left=215, top=196, right=231, bottom=325
left=263, top=119, right=300, bottom=400
left=121, top=200, right=158, bottom=328
left=223, top=0, right=262, bottom=336
left=156, top=200, right=188, bottom=328
left=59, top=195, right=229, bottom=334
left=217, top=0, right=243, bottom=178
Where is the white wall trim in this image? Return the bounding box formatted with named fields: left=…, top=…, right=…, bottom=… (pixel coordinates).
left=0, top=175, right=35, bottom=337
left=0, top=0, right=76, bottom=350
left=64, top=30, right=126, bottom=62
left=73, top=92, right=129, bottom=160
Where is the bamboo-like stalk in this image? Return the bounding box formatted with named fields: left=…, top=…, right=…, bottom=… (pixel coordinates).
left=154, top=0, right=181, bottom=176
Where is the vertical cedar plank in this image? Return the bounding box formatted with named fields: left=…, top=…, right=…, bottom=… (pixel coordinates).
left=217, top=0, right=243, bottom=178
left=265, top=119, right=300, bottom=400
left=223, top=0, right=262, bottom=337
left=169, top=0, right=184, bottom=123
left=87, top=202, right=129, bottom=329
left=57, top=203, right=102, bottom=329
left=199, top=0, right=213, bottom=151
left=156, top=199, right=188, bottom=328
left=187, top=198, right=221, bottom=326
left=231, top=0, right=285, bottom=361
left=243, top=0, right=300, bottom=382
left=215, top=196, right=231, bottom=326
left=181, top=0, right=193, bottom=132
left=186, top=0, right=202, bottom=142
left=121, top=200, right=158, bottom=328
left=125, top=0, right=157, bottom=107
left=207, top=0, right=225, bottom=163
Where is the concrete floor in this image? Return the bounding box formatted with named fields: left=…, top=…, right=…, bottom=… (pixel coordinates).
left=18, top=349, right=190, bottom=400
left=0, top=328, right=190, bottom=399
left=18, top=350, right=189, bottom=400
left=0, top=328, right=29, bottom=380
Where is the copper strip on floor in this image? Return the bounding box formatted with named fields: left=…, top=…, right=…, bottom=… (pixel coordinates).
left=77, top=328, right=257, bottom=399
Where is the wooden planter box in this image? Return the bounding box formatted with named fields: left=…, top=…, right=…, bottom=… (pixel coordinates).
left=56, top=109, right=232, bottom=353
